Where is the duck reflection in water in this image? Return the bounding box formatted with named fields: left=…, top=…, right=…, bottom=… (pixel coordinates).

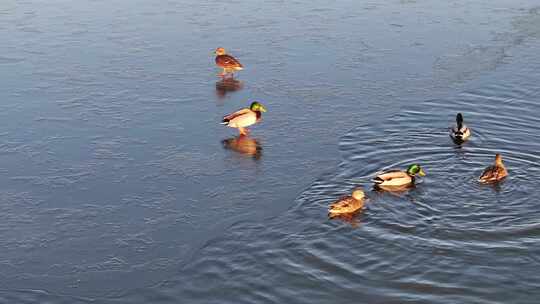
left=215, top=78, right=244, bottom=99
left=485, top=181, right=503, bottom=193
left=373, top=183, right=414, bottom=196
left=329, top=212, right=362, bottom=228
left=222, top=134, right=262, bottom=160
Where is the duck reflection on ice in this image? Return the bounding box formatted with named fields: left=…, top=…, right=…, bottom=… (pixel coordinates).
left=215, top=78, right=244, bottom=98
left=222, top=135, right=262, bottom=160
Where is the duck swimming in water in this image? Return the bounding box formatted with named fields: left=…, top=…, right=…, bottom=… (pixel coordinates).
left=450, top=113, right=471, bottom=143
left=479, top=154, right=508, bottom=183
left=373, top=164, right=426, bottom=188
left=328, top=189, right=366, bottom=219
left=214, top=47, right=243, bottom=78
left=221, top=102, right=266, bottom=135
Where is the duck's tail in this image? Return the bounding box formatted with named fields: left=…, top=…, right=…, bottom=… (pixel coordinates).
left=372, top=176, right=384, bottom=184
left=450, top=126, right=464, bottom=141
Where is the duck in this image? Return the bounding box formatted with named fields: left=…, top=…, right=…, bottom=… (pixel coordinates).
left=373, top=164, right=426, bottom=187
left=450, top=113, right=471, bottom=143
left=328, top=189, right=366, bottom=219
left=214, top=47, right=243, bottom=78
left=221, top=102, right=266, bottom=135
left=478, top=153, right=508, bottom=183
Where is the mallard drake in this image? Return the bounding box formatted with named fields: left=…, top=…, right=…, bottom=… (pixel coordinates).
left=328, top=189, right=366, bottom=219
left=221, top=102, right=266, bottom=135
left=373, top=164, right=426, bottom=187
left=479, top=154, right=508, bottom=183
left=214, top=47, right=243, bottom=78
left=450, top=113, right=471, bottom=143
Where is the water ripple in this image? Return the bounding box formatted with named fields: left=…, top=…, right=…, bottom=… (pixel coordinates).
left=156, top=67, right=540, bottom=303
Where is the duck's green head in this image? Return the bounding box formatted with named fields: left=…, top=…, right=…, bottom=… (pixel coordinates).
left=250, top=101, right=267, bottom=112
left=407, top=164, right=426, bottom=177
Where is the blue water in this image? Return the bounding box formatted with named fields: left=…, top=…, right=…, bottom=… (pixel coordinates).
left=1, top=0, right=540, bottom=303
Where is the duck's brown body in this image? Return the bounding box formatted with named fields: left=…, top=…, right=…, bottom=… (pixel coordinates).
left=479, top=154, right=508, bottom=183
left=328, top=196, right=364, bottom=218
left=215, top=54, right=243, bottom=70
left=214, top=48, right=243, bottom=77
left=328, top=190, right=365, bottom=218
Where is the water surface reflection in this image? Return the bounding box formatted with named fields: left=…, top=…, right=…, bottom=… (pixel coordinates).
left=222, top=135, right=262, bottom=160
left=215, top=78, right=244, bottom=99
left=329, top=210, right=363, bottom=228
left=374, top=184, right=415, bottom=195
left=2, top=0, right=540, bottom=302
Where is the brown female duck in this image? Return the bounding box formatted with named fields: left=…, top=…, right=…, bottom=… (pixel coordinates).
left=478, top=154, right=508, bottom=183
left=328, top=189, right=366, bottom=218
left=214, top=47, right=243, bottom=78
